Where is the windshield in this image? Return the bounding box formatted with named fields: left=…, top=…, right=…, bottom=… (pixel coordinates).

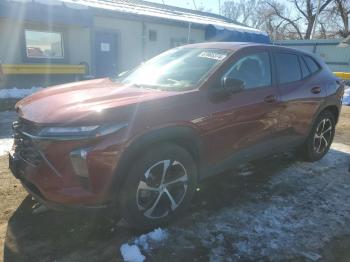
left=116, top=48, right=230, bottom=91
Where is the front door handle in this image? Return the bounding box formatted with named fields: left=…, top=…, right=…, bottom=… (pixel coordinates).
left=311, top=86, right=321, bottom=94
left=264, top=95, right=277, bottom=103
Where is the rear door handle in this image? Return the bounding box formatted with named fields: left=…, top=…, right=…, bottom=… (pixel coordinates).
left=264, top=95, right=277, bottom=103
left=311, top=86, right=321, bottom=94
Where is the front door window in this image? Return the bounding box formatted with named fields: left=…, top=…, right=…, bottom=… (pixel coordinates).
left=225, top=52, right=272, bottom=89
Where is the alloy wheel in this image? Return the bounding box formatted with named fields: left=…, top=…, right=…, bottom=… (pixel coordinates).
left=313, top=118, right=333, bottom=154
left=136, top=159, right=188, bottom=219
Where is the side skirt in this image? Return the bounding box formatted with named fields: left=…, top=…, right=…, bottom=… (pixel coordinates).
left=199, top=136, right=304, bottom=180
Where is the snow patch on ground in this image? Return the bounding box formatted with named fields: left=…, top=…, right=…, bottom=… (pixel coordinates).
left=0, top=138, right=13, bottom=156
left=149, top=143, right=350, bottom=261
left=120, top=244, right=145, bottom=262
left=120, top=228, right=167, bottom=261
left=0, top=87, right=42, bottom=99
left=134, top=228, right=168, bottom=250
left=343, top=86, right=350, bottom=105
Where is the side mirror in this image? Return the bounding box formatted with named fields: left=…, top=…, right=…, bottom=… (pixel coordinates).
left=222, top=77, right=244, bottom=93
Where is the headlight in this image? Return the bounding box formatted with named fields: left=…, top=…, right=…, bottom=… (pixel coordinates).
left=38, top=123, right=128, bottom=139
left=39, top=126, right=99, bottom=137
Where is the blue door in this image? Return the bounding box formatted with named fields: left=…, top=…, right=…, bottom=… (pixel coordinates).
left=95, top=32, right=118, bottom=77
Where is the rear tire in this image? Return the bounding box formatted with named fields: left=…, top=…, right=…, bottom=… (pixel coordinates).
left=301, top=110, right=335, bottom=162
left=119, top=143, right=197, bottom=230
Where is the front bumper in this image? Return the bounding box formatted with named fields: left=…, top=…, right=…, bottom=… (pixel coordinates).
left=9, top=152, right=109, bottom=210
left=9, top=117, right=127, bottom=209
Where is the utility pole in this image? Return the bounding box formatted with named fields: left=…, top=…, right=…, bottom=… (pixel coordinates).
left=192, top=0, right=197, bottom=10
left=218, top=0, right=221, bottom=14
left=187, top=22, right=192, bottom=43
left=310, top=0, right=321, bottom=39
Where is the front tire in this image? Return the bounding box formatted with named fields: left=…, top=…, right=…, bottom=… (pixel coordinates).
left=119, top=143, right=197, bottom=230
left=302, top=110, right=335, bottom=162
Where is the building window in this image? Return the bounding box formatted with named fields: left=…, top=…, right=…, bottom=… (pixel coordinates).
left=149, top=30, right=157, bottom=41
left=25, top=30, right=64, bottom=59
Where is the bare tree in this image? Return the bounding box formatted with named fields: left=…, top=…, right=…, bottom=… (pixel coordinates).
left=253, top=2, right=291, bottom=40
left=334, top=0, right=350, bottom=37
left=266, top=0, right=333, bottom=39
left=221, top=0, right=306, bottom=40
left=221, top=0, right=350, bottom=40
left=316, top=7, right=339, bottom=38
left=266, top=0, right=303, bottom=39
left=292, top=0, right=333, bottom=39
left=221, top=0, right=264, bottom=28
left=315, top=0, right=350, bottom=38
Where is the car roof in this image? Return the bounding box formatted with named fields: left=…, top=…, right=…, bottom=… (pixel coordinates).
left=183, top=42, right=315, bottom=56
left=182, top=42, right=324, bottom=66
left=183, top=42, right=264, bottom=51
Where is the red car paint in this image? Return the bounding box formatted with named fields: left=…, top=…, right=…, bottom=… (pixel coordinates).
left=10, top=42, right=343, bottom=209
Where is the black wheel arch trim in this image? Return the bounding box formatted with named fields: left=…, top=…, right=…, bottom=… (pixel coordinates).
left=307, top=100, right=340, bottom=137
left=109, top=125, right=203, bottom=198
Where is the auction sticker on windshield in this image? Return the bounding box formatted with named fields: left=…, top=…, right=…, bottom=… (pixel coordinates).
left=198, top=51, right=227, bottom=61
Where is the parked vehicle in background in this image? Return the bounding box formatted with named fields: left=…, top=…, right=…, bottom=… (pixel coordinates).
left=9, top=42, right=344, bottom=229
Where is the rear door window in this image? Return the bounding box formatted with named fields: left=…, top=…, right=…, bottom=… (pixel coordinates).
left=275, top=53, right=302, bottom=84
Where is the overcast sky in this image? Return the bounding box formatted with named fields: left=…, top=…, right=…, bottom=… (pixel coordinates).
left=147, top=0, right=221, bottom=14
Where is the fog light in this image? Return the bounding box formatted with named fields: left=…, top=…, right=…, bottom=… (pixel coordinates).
left=70, top=148, right=89, bottom=178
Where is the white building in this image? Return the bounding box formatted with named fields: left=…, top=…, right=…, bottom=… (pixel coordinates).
left=0, top=0, right=269, bottom=88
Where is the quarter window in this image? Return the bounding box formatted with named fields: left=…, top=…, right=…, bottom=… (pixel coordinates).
left=275, top=53, right=301, bottom=84
left=25, top=30, right=64, bottom=59
left=303, top=56, right=320, bottom=74
left=225, top=52, right=271, bottom=89
left=300, top=56, right=311, bottom=79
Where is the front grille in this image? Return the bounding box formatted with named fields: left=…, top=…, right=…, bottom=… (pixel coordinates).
left=12, top=119, right=42, bottom=166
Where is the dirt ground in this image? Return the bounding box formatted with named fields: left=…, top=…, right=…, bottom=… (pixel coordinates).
left=0, top=107, right=349, bottom=262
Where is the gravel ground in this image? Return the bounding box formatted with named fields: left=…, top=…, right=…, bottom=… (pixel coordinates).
left=150, top=142, right=350, bottom=262
left=0, top=107, right=349, bottom=262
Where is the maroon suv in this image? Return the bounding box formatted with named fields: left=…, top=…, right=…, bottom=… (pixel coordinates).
left=9, top=42, right=344, bottom=229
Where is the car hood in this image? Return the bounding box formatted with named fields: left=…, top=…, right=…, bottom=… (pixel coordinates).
left=15, top=78, right=177, bottom=124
